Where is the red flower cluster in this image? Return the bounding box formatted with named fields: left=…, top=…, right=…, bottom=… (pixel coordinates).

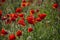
left=21, top=0, right=30, bottom=8
left=9, top=30, right=22, bottom=40
left=0, top=1, right=48, bottom=40
left=26, top=13, right=47, bottom=24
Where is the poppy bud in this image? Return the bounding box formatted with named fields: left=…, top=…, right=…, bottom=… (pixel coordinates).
left=28, top=27, right=33, bottom=32
left=16, top=8, right=22, bottom=13
left=16, top=30, right=22, bottom=37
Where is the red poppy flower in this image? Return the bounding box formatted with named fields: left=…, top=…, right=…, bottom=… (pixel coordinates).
left=35, top=17, right=42, bottom=22
left=18, top=19, right=26, bottom=26
left=9, top=34, right=16, bottom=40
left=16, top=30, right=22, bottom=37
left=18, top=13, right=24, bottom=17
left=28, top=27, right=33, bottom=32
left=14, top=14, right=18, bottom=18
left=27, top=15, right=35, bottom=24
left=0, top=10, right=2, bottom=16
left=1, top=28, right=8, bottom=35
left=38, top=13, right=47, bottom=19
left=21, top=2, right=27, bottom=8
left=30, top=9, right=35, bottom=15
left=16, top=8, right=22, bottom=13
left=52, top=3, right=58, bottom=9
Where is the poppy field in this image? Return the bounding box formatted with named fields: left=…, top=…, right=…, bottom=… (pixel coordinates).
left=0, top=0, right=60, bottom=40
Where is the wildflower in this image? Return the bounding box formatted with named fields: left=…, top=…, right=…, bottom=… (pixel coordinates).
left=21, top=2, right=27, bottom=8
left=15, top=8, right=22, bottom=13
left=14, top=13, right=18, bottom=18
left=38, top=13, right=47, bottom=19
left=16, top=30, right=22, bottom=37
left=9, top=34, right=16, bottom=40
left=35, top=17, right=42, bottom=22
left=52, top=3, right=58, bottom=9
left=18, top=19, right=26, bottom=26
left=30, top=9, right=35, bottom=15
left=27, top=15, right=35, bottom=24
left=1, top=28, right=8, bottom=36
left=28, top=27, right=33, bottom=32
left=18, top=13, right=24, bottom=17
